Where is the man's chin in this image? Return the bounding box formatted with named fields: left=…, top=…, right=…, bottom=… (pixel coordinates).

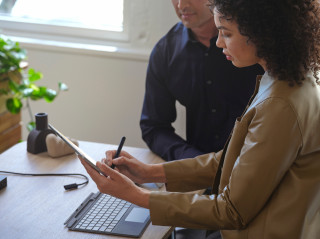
left=182, top=21, right=192, bottom=28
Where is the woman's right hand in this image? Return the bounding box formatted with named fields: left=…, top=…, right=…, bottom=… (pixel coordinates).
left=103, top=150, right=151, bottom=184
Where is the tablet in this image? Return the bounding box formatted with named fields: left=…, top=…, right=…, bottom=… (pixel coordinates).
left=48, top=124, right=105, bottom=176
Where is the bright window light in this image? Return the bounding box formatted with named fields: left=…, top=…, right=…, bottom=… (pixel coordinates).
left=0, top=0, right=123, bottom=32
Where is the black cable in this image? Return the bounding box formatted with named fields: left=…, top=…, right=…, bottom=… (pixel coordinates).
left=0, top=170, right=89, bottom=190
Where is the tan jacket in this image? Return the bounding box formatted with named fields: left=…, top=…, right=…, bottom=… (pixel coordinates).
left=149, top=72, right=320, bottom=239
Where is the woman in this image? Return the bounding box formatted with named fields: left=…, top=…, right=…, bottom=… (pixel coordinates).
left=80, top=0, right=320, bottom=238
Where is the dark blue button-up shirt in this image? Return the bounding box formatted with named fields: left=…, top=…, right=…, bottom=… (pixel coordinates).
left=140, top=22, right=264, bottom=161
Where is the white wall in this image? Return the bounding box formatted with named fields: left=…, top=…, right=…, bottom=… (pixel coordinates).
left=17, top=1, right=186, bottom=149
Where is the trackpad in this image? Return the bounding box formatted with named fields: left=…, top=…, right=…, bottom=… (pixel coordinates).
left=125, top=208, right=149, bottom=223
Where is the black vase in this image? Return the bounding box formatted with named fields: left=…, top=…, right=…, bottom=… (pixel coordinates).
left=27, top=113, right=54, bottom=154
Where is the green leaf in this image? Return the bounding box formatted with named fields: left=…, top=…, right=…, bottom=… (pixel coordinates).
left=11, top=51, right=27, bottom=61
left=8, top=79, right=20, bottom=93
left=30, top=84, right=40, bottom=91
left=22, top=78, right=30, bottom=86
left=17, top=83, right=27, bottom=91
left=28, top=68, right=43, bottom=82
left=59, top=82, right=68, bottom=91
left=38, top=86, right=47, bottom=97
left=29, top=85, right=44, bottom=100
left=27, top=121, right=36, bottom=132
left=0, top=51, right=6, bottom=58
left=0, top=36, right=27, bottom=73
left=22, top=88, right=34, bottom=97
left=44, top=89, right=57, bottom=102
left=6, top=98, right=23, bottom=114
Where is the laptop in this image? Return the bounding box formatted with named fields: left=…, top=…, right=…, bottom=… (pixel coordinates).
left=48, top=124, right=151, bottom=237
left=64, top=191, right=150, bottom=237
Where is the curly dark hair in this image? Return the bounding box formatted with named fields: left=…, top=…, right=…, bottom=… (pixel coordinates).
left=208, top=0, right=320, bottom=85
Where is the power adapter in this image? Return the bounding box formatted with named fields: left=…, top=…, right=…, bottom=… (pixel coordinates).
left=0, top=176, right=7, bottom=190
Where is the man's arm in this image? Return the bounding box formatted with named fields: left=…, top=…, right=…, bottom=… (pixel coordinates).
left=140, top=45, right=204, bottom=161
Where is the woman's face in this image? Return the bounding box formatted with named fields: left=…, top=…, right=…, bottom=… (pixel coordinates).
left=213, top=8, right=265, bottom=70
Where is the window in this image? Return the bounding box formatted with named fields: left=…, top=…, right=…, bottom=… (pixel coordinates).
left=0, top=0, right=126, bottom=44
left=0, top=1, right=178, bottom=57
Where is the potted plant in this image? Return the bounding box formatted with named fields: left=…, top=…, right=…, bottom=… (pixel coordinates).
left=0, top=35, right=68, bottom=131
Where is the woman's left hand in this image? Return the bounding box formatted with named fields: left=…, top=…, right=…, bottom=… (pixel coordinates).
left=79, top=157, right=150, bottom=208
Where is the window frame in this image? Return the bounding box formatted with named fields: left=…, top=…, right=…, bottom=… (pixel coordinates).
left=0, top=0, right=129, bottom=45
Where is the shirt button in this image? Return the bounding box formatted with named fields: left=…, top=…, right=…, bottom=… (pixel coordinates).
left=206, top=80, right=212, bottom=85
left=211, top=108, right=217, bottom=113
left=204, top=52, right=209, bottom=56
left=214, top=134, right=220, bottom=139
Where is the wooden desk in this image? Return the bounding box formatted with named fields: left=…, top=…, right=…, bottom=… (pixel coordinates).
left=0, top=141, right=173, bottom=239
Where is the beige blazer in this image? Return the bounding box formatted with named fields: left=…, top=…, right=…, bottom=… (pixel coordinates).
left=149, top=72, right=320, bottom=239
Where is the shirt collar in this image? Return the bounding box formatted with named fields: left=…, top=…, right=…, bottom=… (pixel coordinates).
left=179, top=26, right=190, bottom=48
left=256, top=72, right=274, bottom=98
left=181, top=24, right=217, bottom=49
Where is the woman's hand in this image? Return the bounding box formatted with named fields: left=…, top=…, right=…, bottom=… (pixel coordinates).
left=103, top=150, right=154, bottom=184
left=79, top=156, right=150, bottom=208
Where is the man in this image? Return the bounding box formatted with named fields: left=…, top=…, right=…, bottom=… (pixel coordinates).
left=140, top=0, right=264, bottom=162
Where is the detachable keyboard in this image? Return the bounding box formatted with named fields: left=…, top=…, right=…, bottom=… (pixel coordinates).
left=65, top=192, right=150, bottom=238
left=76, top=193, right=131, bottom=232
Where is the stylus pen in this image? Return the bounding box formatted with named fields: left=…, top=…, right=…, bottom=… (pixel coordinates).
left=112, top=136, right=126, bottom=169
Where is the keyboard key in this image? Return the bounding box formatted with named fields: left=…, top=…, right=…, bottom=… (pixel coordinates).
left=115, top=208, right=128, bottom=220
